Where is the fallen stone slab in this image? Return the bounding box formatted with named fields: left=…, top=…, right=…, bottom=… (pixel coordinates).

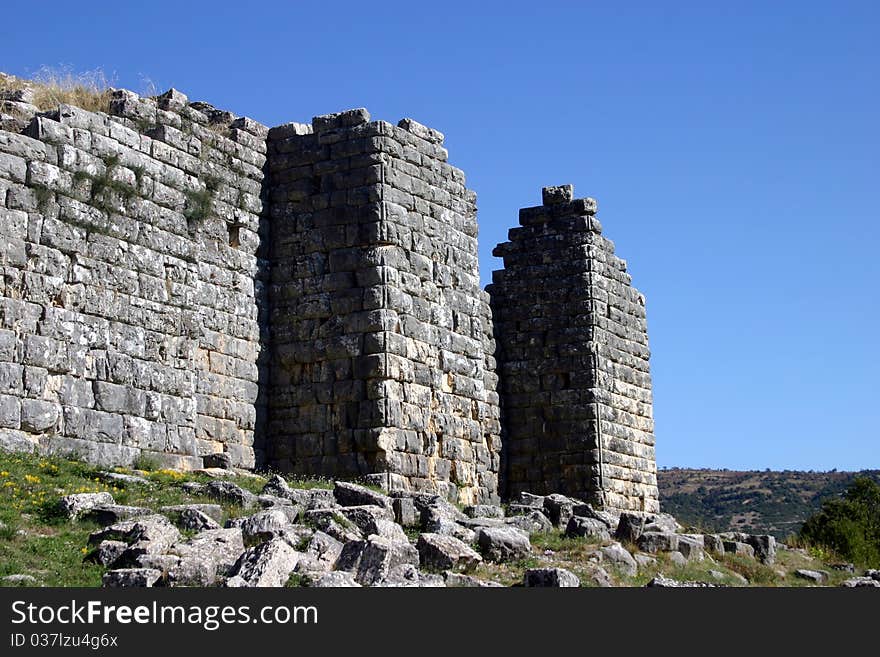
left=722, top=541, right=755, bottom=559
left=88, top=515, right=181, bottom=564
left=676, top=534, right=705, bottom=561
left=203, top=480, right=258, bottom=508
left=226, top=538, right=301, bottom=587
left=81, top=504, right=152, bottom=525
left=637, top=532, right=679, bottom=554
left=392, top=497, right=418, bottom=527
left=59, top=492, right=115, bottom=520
left=600, top=542, right=638, bottom=577
left=235, top=508, right=296, bottom=546
left=514, top=492, right=545, bottom=508
left=572, top=503, right=617, bottom=529
left=417, top=533, right=482, bottom=572
left=311, top=571, right=361, bottom=587
left=161, top=503, right=223, bottom=522
left=166, top=528, right=246, bottom=586
left=841, top=577, right=880, bottom=588
left=444, top=572, right=504, bottom=588
left=524, top=567, right=580, bottom=587
left=102, top=568, right=162, bottom=588
left=302, top=509, right=364, bottom=543
left=794, top=569, right=828, bottom=584
left=353, top=535, right=420, bottom=586
left=97, top=471, right=151, bottom=486
left=475, top=526, right=531, bottom=562
left=463, top=504, right=504, bottom=519
left=703, top=534, right=726, bottom=555
left=745, top=534, right=776, bottom=565
left=615, top=513, right=646, bottom=543
left=566, top=516, right=611, bottom=541
left=505, top=510, right=553, bottom=534
left=85, top=540, right=128, bottom=567
left=543, top=494, right=576, bottom=529
left=334, top=481, right=393, bottom=511
left=646, top=575, right=717, bottom=588
left=302, top=531, right=343, bottom=572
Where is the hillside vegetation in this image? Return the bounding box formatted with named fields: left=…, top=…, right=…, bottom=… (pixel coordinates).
left=659, top=468, right=880, bottom=538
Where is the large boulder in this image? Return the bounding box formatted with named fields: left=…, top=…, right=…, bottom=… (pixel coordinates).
left=543, top=494, right=576, bottom=529
left=505, top=510, right=553, bottom=534
left=565, top=516, right=611, bottom=541
left=81, top=505, right=152, bottom=525
left=615, top=513, right=646, bottom=543
left=523, top=567, right=580, bottom=587
left=165, top=528, right=245, bottom=586
left=334, top=481, right=393, bottom=511
left=722, top=541, right=755, bottom=558
left=420, top=505, right=475, bottom=543
left=312, top=571, right=361, bottom=588
left=204, top=481, right=258, bottom=508
left=340, top=535, right=420, bottom=586
left=226, top=538, right=301, bottom=587
left=703, top=534, right=726, bottom=555
left=600, top=542, right=638, bottom=577
left=794, top=569, right=828, bottom=584
left=161, top=504, right=224, bottom=531
left=637, top=531, right=679, bottom=554
left=676, top=534, right=705, bottom=561
left=301, top=531, right=343, bottom=572
left=745, top=535, right=776, bottom=565
left=338, top=505, right=406, bottom=541
left=235, top=508, right=296, bottom=546
left=102, top=568, right=162, bottom=588
left=475, top=526, right=531, bottom=562
left=88, top=515, right=181, bottom=565
left=302, top=509, right=364, bottom=543
left=417, top=533, right=482, bottom=572
left=59, top=492, right=115, bottom=520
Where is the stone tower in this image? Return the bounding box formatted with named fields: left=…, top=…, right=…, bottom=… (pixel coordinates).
left=265, top=109, right=501, bottom=505
left=488, top=185, right=659, bottom=513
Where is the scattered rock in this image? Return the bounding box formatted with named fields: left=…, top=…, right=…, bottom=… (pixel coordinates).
left=600, top=542, right=638, bottom=577
left=543, top=494, right=575, bottom=529
left=236, top=508, right=296, bottom=546
left=722, top=541, right=755, bottom=559
left=587, top=566, right=614, bottom=587
left=668, top=551, right=688, bottom=567
left=81, top=504, right=152, bottom=525
left=463, top=504, right=504, bottom=519
left=89, top=515, right=181, bottom=565
left=524, top=567, right=580, bottom=587
left=794, top=569, right=828, bottom=584
left=334, top=481, right=392, bottom=511
left=392, top=497, right=418, bottom=527
left=417, top=533, right=482, bottom=572
left=841, top=577, right=880, bottom=588
left=86, top=540, right=128, bottom=567
left=505, top=510, right=553, bottom=534
left=227, top=538, right=301, bottom=587
left=829, top=563, right=855, bottom=573
left=59, top=492, right=115, bottom=520
left=166, top=528, right=246, bottom=586
left=867, top=569, right=880, bottom=581
left=565, top=516, right=611, bottom=541
left=637, top=531, right=679, bottom=554
left=2, top=574, right=37, bottom=586
left=97, top=471, right=151, bottom=486
left=102, top=568, right=162, bottom=588
left=514, top=492, right=545, bottom=508
left=302, top=509, right=364, bottom=543
left=643, top=513, right=681, bottom=534
left=646, top=575, right=717, bottom=588
left=571, top=503, right=617, bottom=529
left=676, top=534, right=705, bottom=561
left=204, top=481, right=258, bottom=508
left=312, top=571, right=361, bottom=587
left=615, top=513, right=646, bottom=543
left=161, top=504, right=224, bottom=525
left=349, top=535, right=420, bottom=586
left=634, top=553, right=657, bottom=568
left=420, top=505, right=474, bottom=542
left=444, top=572, right=504, bottom=587
left=302, top=531, right=343, bottom=572
left=745, top=535, right=776, bottom=565
left=475, top=526, right=531, bottom=562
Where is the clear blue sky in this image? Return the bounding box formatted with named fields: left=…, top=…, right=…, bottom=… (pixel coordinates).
left=2, top=1, right=877, bottom=471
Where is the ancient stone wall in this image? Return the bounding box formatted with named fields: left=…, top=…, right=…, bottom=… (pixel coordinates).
left=265, top=110, right=500, bottom=504
left=489, top=185, right=659, bottom=513
left=1, top=79, right=660, bottom=509
left=0, top=87, right=268, bottom=470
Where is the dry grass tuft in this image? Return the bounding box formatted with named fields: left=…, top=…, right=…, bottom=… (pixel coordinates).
left=0, top=66, right=114, bottom=113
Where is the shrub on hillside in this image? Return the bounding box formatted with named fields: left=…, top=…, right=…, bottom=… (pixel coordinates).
left=799, top=477, right=880, bottom=568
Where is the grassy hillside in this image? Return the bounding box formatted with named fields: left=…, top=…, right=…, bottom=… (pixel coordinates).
left=659, top=468, right=880, bottom=539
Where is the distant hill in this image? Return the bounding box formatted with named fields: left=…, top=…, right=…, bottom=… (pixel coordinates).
left=658, top=468, right=880, bottom=539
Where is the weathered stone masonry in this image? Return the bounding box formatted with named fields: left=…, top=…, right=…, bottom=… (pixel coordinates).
left=266, top=110, right=500, bottom=505
left=489, top=185, right=659, bottom=513
left=1, top=83, right=657, bottom=511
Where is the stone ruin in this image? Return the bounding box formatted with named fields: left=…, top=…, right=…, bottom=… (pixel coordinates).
left=0, top=80, right=658, bottom=513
